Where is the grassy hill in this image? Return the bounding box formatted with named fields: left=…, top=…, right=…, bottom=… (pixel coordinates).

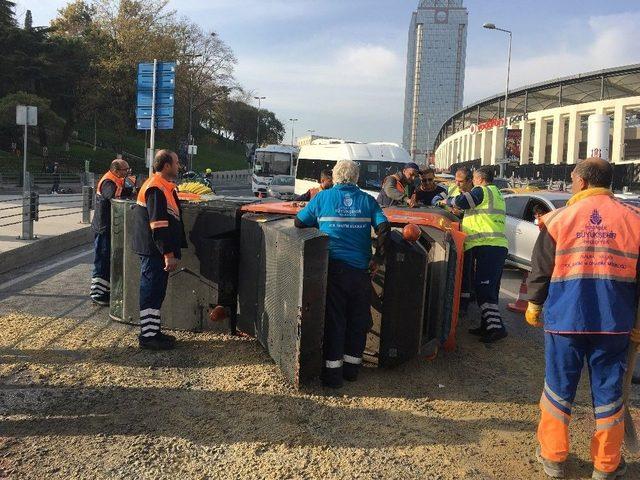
left=0, top=128, right=248, bottom=175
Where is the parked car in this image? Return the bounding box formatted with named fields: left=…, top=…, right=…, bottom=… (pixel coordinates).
left=503, top=192, right=571, bottom=270
left=267, top=175, right=295, bottom=200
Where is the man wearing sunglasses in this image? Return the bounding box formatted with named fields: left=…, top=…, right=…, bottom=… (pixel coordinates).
left=90, top=159, right=132, bottom=305
left=413, top=169, right=447, bottom=206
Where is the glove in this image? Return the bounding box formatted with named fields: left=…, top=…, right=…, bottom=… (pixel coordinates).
left=631, top=328, right=640, bottom=344
left=525, top=302, right=543, bottom=327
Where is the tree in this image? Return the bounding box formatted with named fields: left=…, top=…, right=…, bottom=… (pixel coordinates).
left=0, top=0, right=16, bottom=29
left=23, top=9, right=32, bottom=30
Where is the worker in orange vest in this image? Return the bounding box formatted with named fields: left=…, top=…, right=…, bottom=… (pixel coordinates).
left=376, top=162, right=420, bottom=207
left=526, top=158, right=640, bottom=479
left=294, top=169, right=333, bottom=201
left=132, top=150, right=186, bottom=350
left=90, top=159, right=131, bottom=305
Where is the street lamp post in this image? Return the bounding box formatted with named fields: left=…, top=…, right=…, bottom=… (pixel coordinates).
left=254, top=96, right=266, bottom=147
left=289, top=118, right=298, bottom=146
left=483, top=22, right=512, bottom=178
left=185, top=53, right=202, bottom=172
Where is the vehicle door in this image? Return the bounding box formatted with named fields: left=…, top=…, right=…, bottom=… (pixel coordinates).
left=504, top=195, right=531, bottom=267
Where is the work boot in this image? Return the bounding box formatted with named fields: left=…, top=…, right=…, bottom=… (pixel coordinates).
left=468, top=326, right=484, bottom=336
left=322, top=368, right=343, bottom=389
left=139, top=333, right=175, bottom=351
left=536, top=447, right=566, bottom=478
left=480, top=328, right=508, bottom=343
left=343, top=363, right=359, bottom=382
left=592, top=458, right=627, bottom=479
left=91, top=294, right=110, bottom=307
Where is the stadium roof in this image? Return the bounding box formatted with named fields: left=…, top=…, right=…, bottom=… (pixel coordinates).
left=434, top=63, right=640, bottom=150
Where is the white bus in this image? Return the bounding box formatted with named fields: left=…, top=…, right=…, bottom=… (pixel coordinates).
left=252, top=145, right=299, bottom=196
left=295, top=141, right=411, bottom=198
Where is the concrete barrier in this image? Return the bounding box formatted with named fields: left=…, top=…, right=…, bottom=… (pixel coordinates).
left=0, top=225, right=93, bottom=275
left=211, top=170, right=251, bottom=185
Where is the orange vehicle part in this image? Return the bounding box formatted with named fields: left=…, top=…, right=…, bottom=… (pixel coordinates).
left=177, top=192, right=202, bottom=202
left=240, top=201, right=303, bottom=216
left=383, top=208, right=465, bottom=353
left=240, top=202, right=466, bottom=353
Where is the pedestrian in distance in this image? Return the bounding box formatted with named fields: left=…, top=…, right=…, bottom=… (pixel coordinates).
left=295, top=159, right=390, bottom=388
left=132, top=150, right=187, bottom=351
left=440, top=166, right=508, bottom=343
left=294, top=168, right=333, bottom=202
left=526, top=157, right=640, bottom=480
left=50, top=162, right=61, bottom=194
left=376, top=162, right=420, bottom=207
left=90, top=159, right=132, bottom=306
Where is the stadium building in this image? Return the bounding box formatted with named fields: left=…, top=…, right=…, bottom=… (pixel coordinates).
left=433, top=64, right=640, bottom=170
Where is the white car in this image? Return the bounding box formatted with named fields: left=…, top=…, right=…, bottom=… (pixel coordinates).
left=503, top=192, right=571, bottom=270
left=266, top=175, right=295, bottom=200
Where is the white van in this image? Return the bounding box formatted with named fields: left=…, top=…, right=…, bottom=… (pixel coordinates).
left=295, top=142, right=411, bottom=198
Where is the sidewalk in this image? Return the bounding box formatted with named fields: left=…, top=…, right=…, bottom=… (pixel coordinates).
left=0, top=194, right=93, bottom=273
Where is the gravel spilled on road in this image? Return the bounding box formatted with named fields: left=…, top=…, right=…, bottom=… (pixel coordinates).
left=1, top=311, right=638, bottom=479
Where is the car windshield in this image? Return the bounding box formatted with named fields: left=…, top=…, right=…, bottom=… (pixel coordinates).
left=254, top=151, right=292, bottom=176
left=551, top=199, right=568, bottom=208
left=272, top=176, right=294, bottom=186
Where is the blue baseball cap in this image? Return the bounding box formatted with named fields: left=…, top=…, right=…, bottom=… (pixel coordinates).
left=404, top=162, right=420, bottom=171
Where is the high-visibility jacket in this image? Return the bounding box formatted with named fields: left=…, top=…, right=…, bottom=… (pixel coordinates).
left=461, top=185, right=507, bottom=251
left=539, top=190, right=640, bottom=333
left=376, top=174, right=407, bottom=207
left=448, top=184, right=460, bottom=197
left=92, top=170, right=125, bottom=234
left=132, top=173, right=186, bottom=258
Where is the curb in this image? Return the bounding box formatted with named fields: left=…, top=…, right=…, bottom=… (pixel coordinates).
left=0, top=226, right=93, bottom=275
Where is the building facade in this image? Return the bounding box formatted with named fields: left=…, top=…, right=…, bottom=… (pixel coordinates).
left=402, top=0, right=468, bottom=161
left=433, top=64, right=640, bottom=169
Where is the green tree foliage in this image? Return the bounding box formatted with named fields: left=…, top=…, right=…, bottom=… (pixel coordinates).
left=0, top=0, right=16, bottom=29
left=23, top=9, right=32, bottom=30
left=0, top=0, right=286, bottom=165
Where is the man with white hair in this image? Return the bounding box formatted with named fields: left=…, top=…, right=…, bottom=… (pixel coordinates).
left=295, top=159, right=390, bottom=388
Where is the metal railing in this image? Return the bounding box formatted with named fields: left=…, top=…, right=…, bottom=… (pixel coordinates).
left=0, top=172, right=94, bottom=240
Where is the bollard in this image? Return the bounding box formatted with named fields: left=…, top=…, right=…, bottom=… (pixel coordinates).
left=20, top=189, right=38, bottom=240
left=82, top=185, right=94, bottom=224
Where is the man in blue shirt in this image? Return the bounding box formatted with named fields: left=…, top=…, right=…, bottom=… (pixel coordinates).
left=295, top=159, right=390, bottom=388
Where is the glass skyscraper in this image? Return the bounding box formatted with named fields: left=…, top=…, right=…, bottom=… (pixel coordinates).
left=402, top=0, right=468, bottom=161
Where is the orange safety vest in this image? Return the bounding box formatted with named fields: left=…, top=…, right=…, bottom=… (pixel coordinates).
left=541, top=190, right=640, bottom=333
left=384, top=174, right=405, bottom=194
left=97, top=170, right=125, bottom=198
left=136, top=173, right=181, bottom=229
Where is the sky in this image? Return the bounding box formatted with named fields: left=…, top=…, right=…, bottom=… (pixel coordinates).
left=14, top=0, right=640, bottom=144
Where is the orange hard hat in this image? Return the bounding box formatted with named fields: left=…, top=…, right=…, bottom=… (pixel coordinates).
left=403, top=223, right=421, bottom=243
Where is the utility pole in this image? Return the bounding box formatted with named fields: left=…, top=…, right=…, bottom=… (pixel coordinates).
left=483, top=23, right=512, bottom=178
left=186, top=53, right=202, bottom=172
left=289, top=118, right=298, bottom=146
left=254, top=96, right=266, bottom=147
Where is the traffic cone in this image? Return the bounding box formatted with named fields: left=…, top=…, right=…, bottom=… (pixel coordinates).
left=508, top=271, right=529, bottom=313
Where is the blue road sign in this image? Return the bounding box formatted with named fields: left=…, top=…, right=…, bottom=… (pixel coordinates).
left=137, top=91, right=174, bottom=107
left=136, top=106, right=174, bottom=119
left=136, top=118, right=174, bottom=130
left=136, top=61, right=176, bottom=130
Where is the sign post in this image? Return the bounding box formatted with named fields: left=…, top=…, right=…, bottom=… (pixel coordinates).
left=136, top=61, right=176, bottom=176
left=16, top=106, right=37, bottom=193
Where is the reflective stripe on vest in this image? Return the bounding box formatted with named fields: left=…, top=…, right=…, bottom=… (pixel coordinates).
left=97, top=171, right=124, bottom=199
left=461, top=185, right=507, bottom=251
left=136, top=173, right=181, bottom=221
left=546, top=195, right=639, bottom=284
left=448, top=185, right=460, bottom=197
